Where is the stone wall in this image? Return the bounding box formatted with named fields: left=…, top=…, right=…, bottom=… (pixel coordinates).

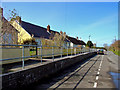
left=1, top=52, right=97, bottom=89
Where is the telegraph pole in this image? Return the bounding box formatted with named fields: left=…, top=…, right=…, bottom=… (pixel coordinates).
left=88, top=35, right=91, bottom=52
left=96, top=41, right=97, bottom=47
left=114, top=36, right=116, bottom=42
left=89, top=35, right=91, bottom=41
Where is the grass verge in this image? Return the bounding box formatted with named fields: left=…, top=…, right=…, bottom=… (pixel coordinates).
left=110, top=50, right=120, bottom=56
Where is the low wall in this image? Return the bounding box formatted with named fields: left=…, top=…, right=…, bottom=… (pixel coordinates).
left=1, top=52, right=97, bottom=89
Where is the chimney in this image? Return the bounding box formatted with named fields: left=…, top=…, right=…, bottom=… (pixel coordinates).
left=47, top=25, right=50, bottom=32
left=63, top=32, right=66, bottom=35
left=60, top=31, right=63, bottom=35
left=32, top=34, right=34, bottom=37
left=16, top=16, right=21, bottom=24
left=76, top=37, right=78, bottom=40
left=0, top=8, right=3, bottom=18
left=80, top=37, right=81, bottom=40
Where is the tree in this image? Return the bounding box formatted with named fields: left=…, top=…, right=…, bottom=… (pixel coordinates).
left=86, top=40, right=93, bottom=48
left=103, top=43, right=109, bottom=50
left=109, top=40, right=120, bottom=51
left=9, top=9, right=18, bottom=21
left=9, top=9, right=24, bottom=44
left=52, top=32, right=66, bottom=47
left=22, top=38, right=37, bottom=45
left=40, top=31, right=66, bottom=47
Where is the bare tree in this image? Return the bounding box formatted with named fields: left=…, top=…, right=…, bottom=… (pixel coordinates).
left=0, top=8, right=19, bottom=45
left=103, top=43, right=109, bottom=50
left=40, top=31, right=66, bottom=47
left=52, top=32, right=66, bottom=47
left=110, top=40, right=120, bottom=51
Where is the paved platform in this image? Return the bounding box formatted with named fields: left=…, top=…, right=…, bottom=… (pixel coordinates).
left=24, top=51, right=119, bottom=89
left=2, top=52, right=89, bottom=74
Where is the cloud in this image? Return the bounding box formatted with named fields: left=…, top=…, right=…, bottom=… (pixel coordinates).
left=72, top=14, right=117, bottom=47
left=80, top=14, right=117, bottom=31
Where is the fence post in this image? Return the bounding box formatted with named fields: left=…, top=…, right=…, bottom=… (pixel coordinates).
left=41, top=44, right=42, bottom=64
left=74, top=48, right=76, bottom=55
left=61, top=46, right=62, bottom=58
left=36, top=45, right=38, bottom=58
left=52, top=46, right=54, bottom=61
left=22, top=46, right=24, bottom=69
left=67, top=46, right=68, bottom=56
left=75, top=48, right=76, bottom=55
left=79, top=48, right=81, bottom=54
left=71, top=47, right=72, bottom=56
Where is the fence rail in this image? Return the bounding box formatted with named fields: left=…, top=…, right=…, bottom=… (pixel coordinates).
left=0, top=44, right=97, bottom=69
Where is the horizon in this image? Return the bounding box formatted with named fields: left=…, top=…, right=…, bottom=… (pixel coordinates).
left=1, top=2, right=118, bottom=47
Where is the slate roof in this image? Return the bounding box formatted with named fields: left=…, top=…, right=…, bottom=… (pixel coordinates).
left=21, top=21, right=61, bottom=40
left=21, top=21, right=51, bottom=39
left=21, top=21, right=85, bottom=45
left=78, top=40, right=86, bottom=45
left=66, top=36, right=86, bottom=45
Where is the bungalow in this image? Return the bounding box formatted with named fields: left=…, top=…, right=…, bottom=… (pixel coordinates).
left=0, top=8, right=19, bottom=45
left=9, top=16, right=85, bottom=48
left=10, top=16, right=69, bottom=46
left=66, top=36, right=86, bottom=48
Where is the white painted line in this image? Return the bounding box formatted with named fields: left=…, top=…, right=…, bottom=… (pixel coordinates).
left=93, top=82, right=97, bottom=88
left=97, top=72, right=100, bottom=75
left=99, top=62, right=102, bottom=66
left=99, top=56, right=103, bottom=67
left=99, top=66, right=101, bottom=69
left=93, top=55, right=104, bottom=88
left=96, top=76, right=99, bottom=80
left=98, top=68, right=100, bottom=71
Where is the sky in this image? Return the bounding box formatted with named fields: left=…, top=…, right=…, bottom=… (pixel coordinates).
left=1, top=2, right=118, bottom=47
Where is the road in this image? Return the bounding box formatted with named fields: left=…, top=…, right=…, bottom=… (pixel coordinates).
left=23, top=51, right=119, bottom=89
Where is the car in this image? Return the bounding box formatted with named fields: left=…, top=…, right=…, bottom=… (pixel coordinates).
left=97, top=49, right=104, bottom=55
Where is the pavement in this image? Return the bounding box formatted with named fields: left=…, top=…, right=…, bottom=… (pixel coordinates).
left=24, top=51, right=119, bottom=89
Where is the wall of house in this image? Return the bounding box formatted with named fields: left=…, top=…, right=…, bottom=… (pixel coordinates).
left=70, top=42, right=78, bottom=48
left=63, top=42, right=67, bottom=48
left=74, top=44, right=78, bottom=48
left=68, top=42, right=70, bottom=47
left=11, top=21, right=32, bottom=44
left=70, top=42, right=73, bottom=48
left=65, top=42, right=70, bottom=48
left=2, top=19, right=18, bottom=44
left=35, top=38, right=41, bottom=45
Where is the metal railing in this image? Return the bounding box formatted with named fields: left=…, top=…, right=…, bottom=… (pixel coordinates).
left=0, top=44, right=97, bottom=69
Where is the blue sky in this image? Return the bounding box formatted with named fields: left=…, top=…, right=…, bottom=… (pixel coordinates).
left=2, top=2, right=118, bottom=47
